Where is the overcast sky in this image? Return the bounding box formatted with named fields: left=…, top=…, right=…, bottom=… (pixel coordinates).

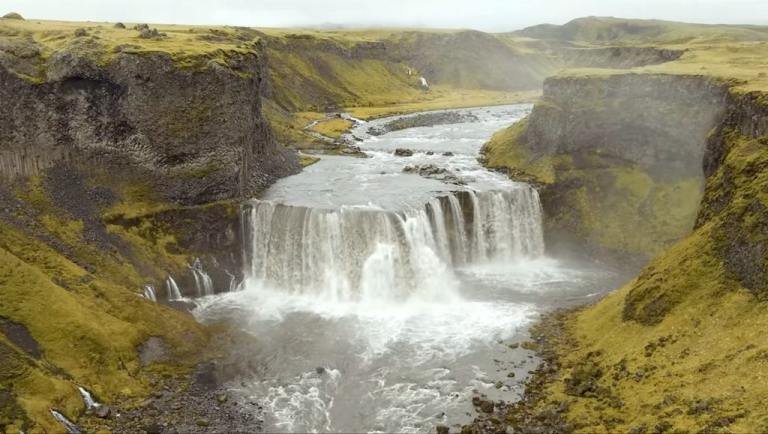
left=4, top=0, right=768, bottom=32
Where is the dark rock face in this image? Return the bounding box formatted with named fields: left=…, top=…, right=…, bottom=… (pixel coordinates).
left=526, top=74, right=729, bottom=176
left=0, top=318, right=42, bottom=359
left=561, top=46, right=685, bottom=69
left=697, top=92, right=768, bottom=298
left=0, top=48, right=299, bottom=204
left=515, top=74, right=731, bottom=264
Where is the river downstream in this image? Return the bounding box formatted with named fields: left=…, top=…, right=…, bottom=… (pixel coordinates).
left=192, top=105, right=625, bottom=433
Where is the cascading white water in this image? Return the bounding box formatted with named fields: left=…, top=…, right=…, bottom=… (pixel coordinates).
left=166, top=275, right=183, bottom=301
left=193, top=105, right=625, bottom=434
left=190, top=259, right=214, bottom=296
left=142, top=285, right=157, bottom=302
left=50, top=410, right=81, bottom=434
left=77, top=387, right=100, bottom=410
left=244, top=187, right=544, bottom=300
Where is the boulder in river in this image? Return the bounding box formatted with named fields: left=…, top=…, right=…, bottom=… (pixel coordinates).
left=394, top=148, right=414, bottom=157
left=402, top=164, right=466, bottom=185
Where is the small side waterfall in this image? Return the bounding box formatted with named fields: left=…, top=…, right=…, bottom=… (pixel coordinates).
left=142, top=285, right=157, bottom=302
left=190, top=259, right=214, bottom=296
left=243, top=187, right=544, bottom=301
left=77, top=387, right=100, bottom=410
left=166, top=275, right=183, bottom=300
left=50, top=410, right=82, bottom=434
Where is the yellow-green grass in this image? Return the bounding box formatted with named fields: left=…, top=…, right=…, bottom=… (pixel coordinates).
left=0, top=172, right=217, bottom=431
left=521, top=126, right=768, bottom=433
left=346, top=88, right=540, bottom=120
left=309, top=118, right=354, bottom=139
left=553, top=39, right=768, bottom=94
left=299, top=155, right=321, bottom=167
left=0, top=221, right=207, bottom=431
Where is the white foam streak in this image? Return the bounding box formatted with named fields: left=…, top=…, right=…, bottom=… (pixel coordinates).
left=166, top=275, right=182, bottom=300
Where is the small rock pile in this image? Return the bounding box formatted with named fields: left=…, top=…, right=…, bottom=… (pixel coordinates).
left=135, top=23, right=167, bottom=39
left=402, top=164, right=467, bottom=185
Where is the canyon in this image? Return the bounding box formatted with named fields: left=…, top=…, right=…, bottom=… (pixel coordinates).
left=1, top=13, right=767, bottom=433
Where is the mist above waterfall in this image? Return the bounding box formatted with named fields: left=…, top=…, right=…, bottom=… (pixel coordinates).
left=244, top=188, right=544, bottom=302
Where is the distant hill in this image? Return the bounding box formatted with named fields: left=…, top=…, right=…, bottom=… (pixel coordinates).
left=514, top=16, right=768, bottom=44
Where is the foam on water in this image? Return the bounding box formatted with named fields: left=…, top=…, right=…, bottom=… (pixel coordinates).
left=192, top=104, right=621, bottom=433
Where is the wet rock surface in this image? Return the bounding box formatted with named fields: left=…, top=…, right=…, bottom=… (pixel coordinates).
left=403, top=163, right=467, bottom=185
left=0, top=317, right=42, bottom=359
left=103, top=370, right=263, bottom=433
left=368, top=110, right=479, bottom=136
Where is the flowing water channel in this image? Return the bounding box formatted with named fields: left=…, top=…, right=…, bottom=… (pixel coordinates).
left=192, top=105, right=627, bottom=433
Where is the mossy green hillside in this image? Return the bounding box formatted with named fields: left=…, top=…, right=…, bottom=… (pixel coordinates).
left=497, top=121, right=766, bottom=434
left=0, top=169, right=222, bottom=431
left=516, top=125, right=768, bottom=432
left=0, top=18, right=265, bottom=81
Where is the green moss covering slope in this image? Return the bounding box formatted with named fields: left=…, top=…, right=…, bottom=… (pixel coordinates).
left=508, top=114, right=768, bottom=432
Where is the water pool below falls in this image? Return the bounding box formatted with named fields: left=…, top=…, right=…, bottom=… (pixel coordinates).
left=193, top=105, right=625, bottom=433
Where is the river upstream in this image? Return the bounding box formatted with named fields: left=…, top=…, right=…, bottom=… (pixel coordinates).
left=192, top=105, right=625, bottom=433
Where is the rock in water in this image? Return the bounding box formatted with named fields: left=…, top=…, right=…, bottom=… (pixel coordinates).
left=394, top=148, right=414, bottom=157
left=435, top=425, right=449, bottom=434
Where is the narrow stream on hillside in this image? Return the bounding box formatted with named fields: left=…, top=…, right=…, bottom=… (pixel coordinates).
left=191, top=105, right=626, bottom=433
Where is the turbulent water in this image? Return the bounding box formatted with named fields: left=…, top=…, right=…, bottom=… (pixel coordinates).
left=194, top=105, right=625, bottom=433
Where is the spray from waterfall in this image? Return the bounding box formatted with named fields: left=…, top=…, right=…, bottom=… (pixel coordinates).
left=243, top=187, right=544, bottom=301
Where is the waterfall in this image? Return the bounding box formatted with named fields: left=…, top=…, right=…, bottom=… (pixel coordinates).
left=243, top=187, right=544, bottom=301
left=77, top=387, right=100, bottom=410
left=142, top=285, right=157, bottom=302
left=166, top=275, right=183, bottom=301
left=50, top=410, right=82, bottom=434
left=190, top=259, right=214, bottom=296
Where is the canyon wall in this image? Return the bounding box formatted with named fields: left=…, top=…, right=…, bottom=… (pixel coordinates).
left=482, top=72, right=768, bottom=432
left=484, top=73, right=730, bottom=261
left=0, top=41, right=298, bottom=204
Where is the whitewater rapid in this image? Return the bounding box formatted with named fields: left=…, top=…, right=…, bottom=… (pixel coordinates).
left=192, top=104, right=623, bottom=433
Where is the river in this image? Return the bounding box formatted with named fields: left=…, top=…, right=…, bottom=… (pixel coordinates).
left=191, top=104, right=625, bottom=433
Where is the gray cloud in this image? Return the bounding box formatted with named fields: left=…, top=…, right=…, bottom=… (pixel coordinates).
left=3, top=0, right=767, bottom=31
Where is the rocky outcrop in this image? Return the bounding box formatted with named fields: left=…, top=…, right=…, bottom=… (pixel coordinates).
left=0, top=42, right=299, bottom=204
left=484, top=73, right=730, bottom=262
left=560, top=46, right=684, bottom=69
left=477, top=72, right=768, bottom=434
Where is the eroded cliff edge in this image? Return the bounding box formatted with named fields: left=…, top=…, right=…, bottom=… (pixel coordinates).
left=478, top=72, right=768, bottom=432
left=0, top=28, right=298, bottom=432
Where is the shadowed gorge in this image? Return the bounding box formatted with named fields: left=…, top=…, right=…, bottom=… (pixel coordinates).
left=1, top=9, right=768, bottom=434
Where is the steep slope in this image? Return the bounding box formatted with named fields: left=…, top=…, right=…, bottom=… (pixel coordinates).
left=483, top=74, right=729, bottom=261
left=478, top=68, right=768, bottom=434
left=0, top=19, right=294, bottom=432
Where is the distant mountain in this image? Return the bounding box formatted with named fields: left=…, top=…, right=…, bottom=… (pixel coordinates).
left=514, top=16, right=768, bottom=43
